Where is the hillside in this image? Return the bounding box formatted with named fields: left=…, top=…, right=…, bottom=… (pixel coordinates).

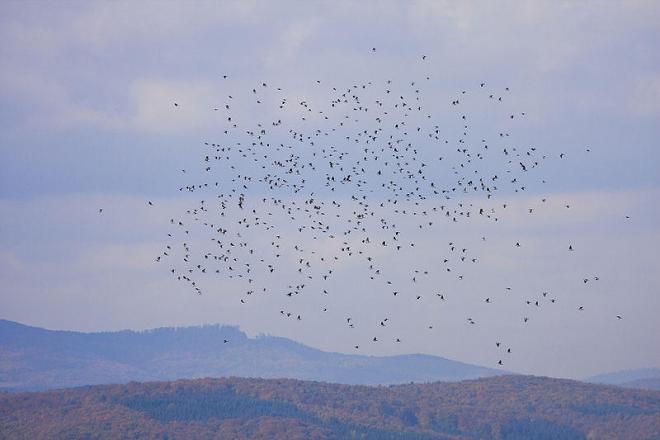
left=1, top=375, right=659, bottom=439
left=0, top=319, right=501, bottom=391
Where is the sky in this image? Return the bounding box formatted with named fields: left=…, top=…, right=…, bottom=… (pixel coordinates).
left=1, top=0, right=659, bottom=379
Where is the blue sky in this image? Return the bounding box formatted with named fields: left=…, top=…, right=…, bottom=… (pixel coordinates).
left=1, top=1, right=659, bottom=379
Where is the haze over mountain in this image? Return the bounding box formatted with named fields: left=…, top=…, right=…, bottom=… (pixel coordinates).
left=588, top=368, right=660, bottom=391
left=0, top=319, right=502, bottom=392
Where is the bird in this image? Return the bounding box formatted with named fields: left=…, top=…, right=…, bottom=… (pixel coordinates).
left=153, top=61, right=608, bottom=362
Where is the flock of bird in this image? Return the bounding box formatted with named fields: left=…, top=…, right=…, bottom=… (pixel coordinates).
left=134, top=51, right=618, bottom=367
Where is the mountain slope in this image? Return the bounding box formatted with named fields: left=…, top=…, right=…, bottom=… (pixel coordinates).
left=0, top=319, right=501, bottom=391
left=1, top=375, right=659, bottom=439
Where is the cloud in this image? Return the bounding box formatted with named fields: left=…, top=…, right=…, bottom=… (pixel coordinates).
left=128, top=79, right=221, bottom=134
left=265, top=18, right=319, bottom=69
left=2, top=0, right=659, bottom=135
left=68, top=1, right=259, bottom=50
left=0, top=68, right=123, bottom=131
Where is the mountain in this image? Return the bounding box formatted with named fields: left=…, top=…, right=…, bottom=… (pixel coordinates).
left=587, top=368, right=660, bottom=391
left=619, top=379, right=660, bottom=391
left=2, top=375, right=659, bottom=439
left=0, top=319, right=502, bottom=391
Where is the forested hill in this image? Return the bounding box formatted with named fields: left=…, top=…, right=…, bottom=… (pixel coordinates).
left=0, top=319, right=500, bottom=391
left=1, top=375, right=659, bottom=439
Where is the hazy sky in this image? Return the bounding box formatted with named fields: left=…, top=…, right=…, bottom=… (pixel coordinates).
left=1, top=1, right=659, bottom=379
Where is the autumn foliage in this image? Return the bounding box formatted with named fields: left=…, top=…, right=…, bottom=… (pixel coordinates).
left=1, top=375, right=659, bottom=439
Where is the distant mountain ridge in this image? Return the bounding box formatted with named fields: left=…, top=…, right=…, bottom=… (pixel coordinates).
left=0, top=319, right=502, bottom=391
left=587, top=368, right=660, bottom=391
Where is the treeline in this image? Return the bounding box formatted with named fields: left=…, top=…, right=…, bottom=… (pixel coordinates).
left=1, top=375, right=659, bottom=439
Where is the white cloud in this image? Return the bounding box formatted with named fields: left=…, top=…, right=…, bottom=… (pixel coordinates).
left=129, top=79, right=221, bottom=134
left=265, top=18, right=319, bottom=69
left=69, top=1, right=259, bottom=50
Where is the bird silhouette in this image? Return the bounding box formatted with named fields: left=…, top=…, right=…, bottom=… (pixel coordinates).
left=152, top=52, right=609, bottom=365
